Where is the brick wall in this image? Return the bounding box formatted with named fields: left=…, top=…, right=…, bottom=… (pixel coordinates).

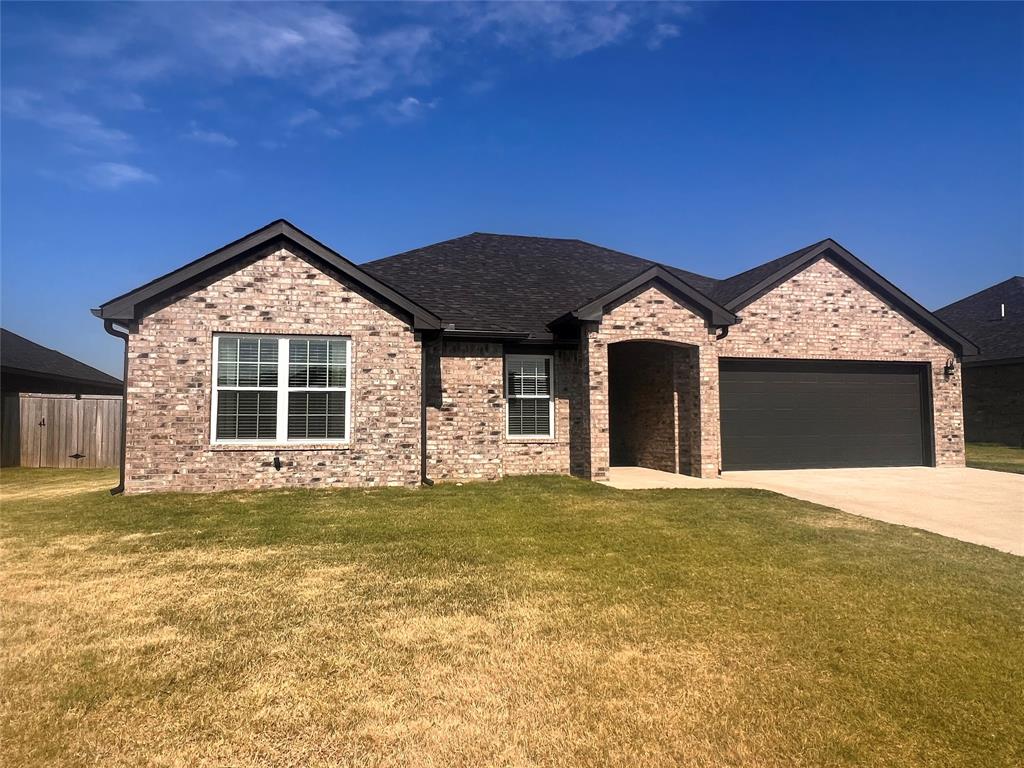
left=123, top=248, right=422, bottom=493
left=585, top=285, right=719, bottom=480
left=425, top=340, right=577, bottom=480
left=124, top=251, right=965, bottom=491
left=716, top=258, right=965, bottom=466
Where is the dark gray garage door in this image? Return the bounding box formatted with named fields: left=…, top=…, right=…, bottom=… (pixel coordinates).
left=719, top=359, right=931, bottom=470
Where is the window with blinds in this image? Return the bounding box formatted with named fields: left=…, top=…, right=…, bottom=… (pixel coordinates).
left=506, top=354, right=554, bottom=438
left=212, top=335, right=350, bottom=443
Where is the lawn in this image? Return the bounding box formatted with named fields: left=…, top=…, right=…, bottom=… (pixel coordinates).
left=967, top=442, right=1024, bottom=474
left=1, top=469, right=1021, bottom=768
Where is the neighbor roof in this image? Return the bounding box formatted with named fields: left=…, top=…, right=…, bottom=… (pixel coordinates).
left=935, top=277, right=1024, bottom=364
left=1, top=328, right=122, bottom=391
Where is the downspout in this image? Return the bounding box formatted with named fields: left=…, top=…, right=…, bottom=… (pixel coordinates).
left=420, top=334, right=434, bottom=487
left=102, top=320, right=129, bottom=495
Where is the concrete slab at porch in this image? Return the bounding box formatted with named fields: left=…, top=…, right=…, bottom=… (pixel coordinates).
left=601, top=466, right=1024, bottom=556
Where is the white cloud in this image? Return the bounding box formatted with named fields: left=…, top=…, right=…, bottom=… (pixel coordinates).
left=648, top=23, right=681, bottom=50
left=288, top=108, right=321, bottom=127
left=184, top=124, right=238, bottom=147
left=378, top=96, right=437, bottom=124
left=85, top=162, right=158, bottom=189
left=3, top=88, right=134, bottom=152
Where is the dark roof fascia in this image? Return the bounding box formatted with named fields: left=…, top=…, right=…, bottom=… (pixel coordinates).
left=94, top=220, right=442, bottom=330
left=724, top=240, right=980, bottom=357
left=963, top=355, right=1024, bottom=368
left=569, top=266, right=738, bottom=327
left=442, top=329, right=533, bottom=341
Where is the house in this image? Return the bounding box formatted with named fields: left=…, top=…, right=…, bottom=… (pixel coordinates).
left=935, top=277, right=1023, bottom=446
left=92, top=220, right=977, bottom=493
left=1, top=328, right=123, bottom=467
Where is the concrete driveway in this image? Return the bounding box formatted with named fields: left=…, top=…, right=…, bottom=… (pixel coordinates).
left=603, top=466, right=1024, bottom=555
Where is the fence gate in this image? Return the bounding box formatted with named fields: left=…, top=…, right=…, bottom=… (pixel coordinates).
left=10, top=394, right=122, bottom=468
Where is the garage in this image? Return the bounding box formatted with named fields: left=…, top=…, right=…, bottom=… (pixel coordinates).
left=719, top=359, right=932, bottom=470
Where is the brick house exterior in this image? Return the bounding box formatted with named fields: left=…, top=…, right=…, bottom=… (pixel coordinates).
left=95, top=221, right=978, bottom=494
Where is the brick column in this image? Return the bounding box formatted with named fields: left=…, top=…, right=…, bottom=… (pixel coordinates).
left=695, top=339, right=721, bottom=477
left=586, top=326, right=610, bottom=481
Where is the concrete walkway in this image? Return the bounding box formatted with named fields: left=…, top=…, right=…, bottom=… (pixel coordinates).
left=602, top=466, right=1024, bottom=556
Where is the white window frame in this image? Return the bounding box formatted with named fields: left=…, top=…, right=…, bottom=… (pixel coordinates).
left=211, top=333, right=352, bottom=445
left=505, top=353, right=555, bottom=440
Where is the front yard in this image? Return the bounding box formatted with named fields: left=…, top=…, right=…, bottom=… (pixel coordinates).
left=1, top=468, right=1021, bottom=767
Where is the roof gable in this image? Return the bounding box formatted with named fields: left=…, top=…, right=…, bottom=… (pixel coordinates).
left=94, top=220, right=441, bottom=330
left=567, top=265, right=737, bottom=327
left=725, top=239, right=979, bottom=356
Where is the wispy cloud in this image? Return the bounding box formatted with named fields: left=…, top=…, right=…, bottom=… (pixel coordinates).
left=467, top=2, right=634, bottom=58
left=648, top=23, right=682, bottom=50
left=184, top=123, right=238, bottom=147
left=288, top=108, right=321, bottom=127
left=378, top=96, right=437, bottom=124
left=7, top=2, right=692, bottom=182
left=3, top=88, right=134, bottom=152
left=84, top=162, right=158, bottom=189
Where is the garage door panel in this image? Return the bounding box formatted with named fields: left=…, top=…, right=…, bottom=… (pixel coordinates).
left=720, top=359, right=930, bottom=470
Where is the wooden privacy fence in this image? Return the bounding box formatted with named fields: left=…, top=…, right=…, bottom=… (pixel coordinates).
left=2, top=393, right=122, bottom=468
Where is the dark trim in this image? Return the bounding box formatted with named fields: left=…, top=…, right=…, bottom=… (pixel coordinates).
left=921, top=362, right=937, bottom=467
left=962, top=356, right=1024, bottom=368
left=442, top=329, right=532, bottom=340
left=102, top=320, right=130, bottom=495
left=94, top=219, right=442, bottom=330
left=568, top=266, right=738, bottom=327
left=723, top=240, right=980, bottom=357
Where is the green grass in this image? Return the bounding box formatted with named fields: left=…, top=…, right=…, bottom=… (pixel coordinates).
left=967, top=442, right=1024, bottom=474
left=1, top=468, right=1022, bottom=767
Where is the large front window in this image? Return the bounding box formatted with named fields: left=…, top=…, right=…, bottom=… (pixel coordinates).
left=212, top=335, right=350, bottom=443
left=506, top=354, right=554, bottom=439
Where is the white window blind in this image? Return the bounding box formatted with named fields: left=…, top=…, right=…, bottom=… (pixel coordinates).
left=212, top=335, right=350, bottom=444
left=506, top=354, right=554, bottom=438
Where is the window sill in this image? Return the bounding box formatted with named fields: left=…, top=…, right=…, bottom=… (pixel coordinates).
left=209, top=443, right=352, bottom=452
left=504, top=437, right=562, bottom=445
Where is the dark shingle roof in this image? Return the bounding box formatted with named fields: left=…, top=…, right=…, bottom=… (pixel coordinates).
left=364, top=233, right=721, bottom=337
left=935, top=277, right=1024, bottom=363
left=1, top=328, right=122, bottom=389
left=704, top=240, right=828, bottom=306
left=363, top=232, right=823, bottom=336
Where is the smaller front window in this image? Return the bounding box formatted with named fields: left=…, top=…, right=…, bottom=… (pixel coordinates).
left=506, top=354, right=554, bottom=438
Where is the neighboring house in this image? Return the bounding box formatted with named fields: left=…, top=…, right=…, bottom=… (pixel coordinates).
left=1, top=328, right=123, bottom=467
left=93, top=220, right=976, bottom=494
left=935, top=277, right=1023, bottom=446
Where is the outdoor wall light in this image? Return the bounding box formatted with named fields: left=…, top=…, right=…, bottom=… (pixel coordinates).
left=943, top=358, right=957, bottom=379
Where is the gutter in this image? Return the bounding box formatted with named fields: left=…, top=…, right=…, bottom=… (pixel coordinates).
left=100, top=319, right=130, bottom=495
left=420, top=334, right=435, bottom=487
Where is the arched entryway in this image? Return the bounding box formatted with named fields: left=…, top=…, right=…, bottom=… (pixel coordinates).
left=607, top=340, right=701, bottom=476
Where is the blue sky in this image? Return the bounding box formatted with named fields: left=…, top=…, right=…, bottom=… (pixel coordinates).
left=2, top=1, right=1022, bottom=376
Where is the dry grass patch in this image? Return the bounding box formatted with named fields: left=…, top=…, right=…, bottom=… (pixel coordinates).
left=1, top=470, right=1022, bottom=767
